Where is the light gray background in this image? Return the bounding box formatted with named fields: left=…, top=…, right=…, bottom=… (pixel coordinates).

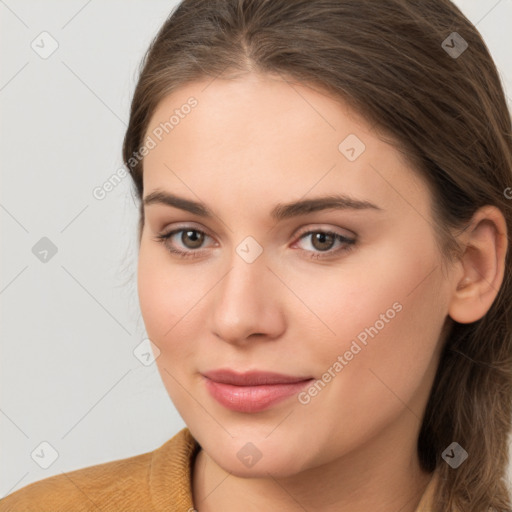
left=1, top=0, right=511, bottom=498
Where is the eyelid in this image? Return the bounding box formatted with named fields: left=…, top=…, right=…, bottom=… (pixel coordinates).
left=158, top=222, right=215, bottom=239
left=293, top=224, right=356, bottom=240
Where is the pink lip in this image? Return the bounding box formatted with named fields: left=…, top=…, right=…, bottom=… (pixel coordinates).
left=202, top=369, right=314, bottom=413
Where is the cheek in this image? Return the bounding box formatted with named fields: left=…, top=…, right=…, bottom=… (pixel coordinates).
left=138, top=239, right=199, bottom=338
left=283, top=238, right=443, bottom=359
left=297, top=237, right=448, bottom=429
left=137, top=241, right=203, bottom=377
left=137, top=243, right=205, bottom=411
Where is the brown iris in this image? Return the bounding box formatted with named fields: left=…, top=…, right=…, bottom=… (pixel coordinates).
left=310, top=232, right=336, bottom=251
left=181, top=230, right=204, bottom=249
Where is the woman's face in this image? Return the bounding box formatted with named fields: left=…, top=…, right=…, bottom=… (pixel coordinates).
left=138, top=72, right=456, bottom=477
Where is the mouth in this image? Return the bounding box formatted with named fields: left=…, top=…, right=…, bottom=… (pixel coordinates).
left=201, top=369, right=315, bottom=413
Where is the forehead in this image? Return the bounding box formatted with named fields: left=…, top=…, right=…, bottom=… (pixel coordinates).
left=142, top=73, right=430, bottom=219
left=145, top=73, right=371, bottom=155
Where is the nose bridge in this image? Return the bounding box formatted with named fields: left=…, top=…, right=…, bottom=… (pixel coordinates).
left=218, top=249, right=268, bottom=320
left=210, top=246, right=282, bottom=343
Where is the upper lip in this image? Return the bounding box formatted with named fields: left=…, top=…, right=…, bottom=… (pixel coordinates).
left=202, top=369, right=314, bottom=386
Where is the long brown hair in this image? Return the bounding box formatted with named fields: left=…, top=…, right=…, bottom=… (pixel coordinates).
left=122, top=1, right=512, bottom=509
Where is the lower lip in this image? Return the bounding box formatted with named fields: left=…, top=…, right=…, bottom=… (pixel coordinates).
left=203, top=377, right=314, bottom=413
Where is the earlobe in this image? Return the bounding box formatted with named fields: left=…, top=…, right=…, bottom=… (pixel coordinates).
left=448, top=206, right=508, bottom=324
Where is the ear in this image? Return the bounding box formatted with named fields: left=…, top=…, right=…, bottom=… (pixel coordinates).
left=448, top=205, right=508, bottom=324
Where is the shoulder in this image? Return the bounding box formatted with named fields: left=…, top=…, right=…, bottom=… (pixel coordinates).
left=0, top=428, right=199, bottom=512
left=0, top=449, right=153, bottom=512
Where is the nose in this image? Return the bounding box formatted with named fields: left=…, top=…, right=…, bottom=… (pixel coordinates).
left=210, top=251, right=286, bottom=346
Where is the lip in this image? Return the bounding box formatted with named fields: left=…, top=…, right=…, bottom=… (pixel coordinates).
left=202, top=369, right=314, bottom=413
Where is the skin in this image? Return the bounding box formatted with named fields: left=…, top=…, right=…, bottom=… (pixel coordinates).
left=137, top=72, right=507, bottom=512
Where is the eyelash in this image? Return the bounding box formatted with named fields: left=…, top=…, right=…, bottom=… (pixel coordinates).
left=153, top=227, right=356, bottom=260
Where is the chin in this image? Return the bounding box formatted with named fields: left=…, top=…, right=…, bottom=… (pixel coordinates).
left=217, top=454, right=308, bottom=479
left=201, top=433, right=313, bottom=479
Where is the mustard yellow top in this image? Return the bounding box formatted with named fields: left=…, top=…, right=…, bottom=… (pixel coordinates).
left=0, top=428, right=439, bottom=511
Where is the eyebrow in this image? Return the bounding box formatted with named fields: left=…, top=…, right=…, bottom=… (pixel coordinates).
left=143, top=190, right=383, bottom=221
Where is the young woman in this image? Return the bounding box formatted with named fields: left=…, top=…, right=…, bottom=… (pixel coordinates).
left=2, top=0, right=511, bottom=511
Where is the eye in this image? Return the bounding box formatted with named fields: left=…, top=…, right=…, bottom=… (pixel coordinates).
left=153, top=226, right=357, bottom=261
left=153, top=227, right=214, bottom=259
left=293, top=229, right=356, bottom=259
